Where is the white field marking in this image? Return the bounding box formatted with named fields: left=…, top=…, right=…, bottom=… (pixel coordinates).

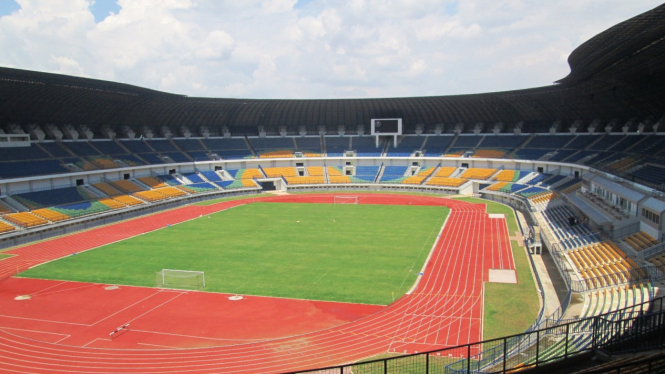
left=122, top=292, right=187, bottom=325
left=27, top=281, right=67, bottom=296
left=130, top=329, right=266, bottom=342
left=0, top=327, right=70, bottom=339
left=33, top=283, right=99, bottom=297
left=0, top=314, right=88, bottom=326
left=89, top=290, right=172, bottom=326
left=81, top=337, right=107, bottom=347
left=136, top=342, right=184, bottom=349
left=406, top=210, right=451, bottom=295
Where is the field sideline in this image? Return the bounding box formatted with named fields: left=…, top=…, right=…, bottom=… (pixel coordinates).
left=19, top=202, right=448, bottom=305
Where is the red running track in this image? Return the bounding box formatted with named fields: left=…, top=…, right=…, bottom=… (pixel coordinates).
left=0, top=193, right=515, bottom=373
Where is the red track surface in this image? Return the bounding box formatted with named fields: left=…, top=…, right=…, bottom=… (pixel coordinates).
left=0, top=193, right=514, bottom=373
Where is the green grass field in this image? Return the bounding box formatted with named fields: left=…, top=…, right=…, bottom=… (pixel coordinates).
left=20, top=202, right=448, bottom=305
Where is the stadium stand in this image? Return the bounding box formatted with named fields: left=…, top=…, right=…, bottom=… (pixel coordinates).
left=133, top=190, right=168, bottom=202
left=434, top=166, right=457, bottom=177
left=250, top=137, right=296, bottom=158
left=402, top=167, right=434, bottom=185
left=352, top=137, right=383, bottom=157
left=31, top=209, right=69, bottom=222
left=295, top=137, right=323, bottom=157
left=112, top=195, right=144, bottom=206
left=262, top=167, right=298, bottom=178
left=202, top=138, right=253, bottom=159
left=492, top=170, right=531, bottom=182
left=61, top=142, right=101, bottom=156
left=53, top=201, right=111, bottom=218
left=4, top=212, right=48, bottom=227
left=12, top=187, right=95, bottom=209
left=182, top=172, right=205, bottom=183
left=423, top=136, right=454, bottom=156
left=426, top=177, right=466, bottom=187
left=379, top=166, right=409, bottom=183
left=0, top=201, right=12, bottom=215
left=325, top=137, right=349, bottom=157
left=0, top=221, right=15, bottom=233
left=138, top=177, right=169, bottom=189
left=460, top=168, right=497, bottom=180
left=109, top=180, right=144, bottom=194
left=92, top=182, right=122, bottom=196
left=387, top=136, right=425, bottom=156
left=621, top=231, right=658, bottom=251
left=178, top=182, right=219, bottom=193
left=353, top=166, right=380, bottom=182
left=200, top=171, right=223, bottom=182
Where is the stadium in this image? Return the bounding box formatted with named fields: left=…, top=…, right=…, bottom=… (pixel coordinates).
left=0, top=3, right=664, bottom=374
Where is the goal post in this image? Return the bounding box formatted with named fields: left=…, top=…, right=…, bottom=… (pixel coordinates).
left=155, top=269, right=205, bottom=290
left=334, top=195, right=358, bottom=204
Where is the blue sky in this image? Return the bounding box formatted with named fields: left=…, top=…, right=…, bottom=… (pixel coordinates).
left=0, top=1, right=660, bottom=99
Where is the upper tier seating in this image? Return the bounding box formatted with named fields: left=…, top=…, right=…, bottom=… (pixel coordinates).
left=631, top=165, right=665, bottom=186
left=454, top=135, right=483, bottom=148
left=146, top=140, right=177, bottom=152
left=352, top=137, right=382, bottom=157
left=62, top=142, right=101, bottom=156
left=118, top=140, right=154, bottom=153
left=423, top=136, right=454, bottom=156
left=174, top=139, right=204, bottom=152
left=0, top=145, right=51, bottom=160
left=564, top=135, right=601, bottom=149
left=13, top=186, right=95, bottom=209
left=163, top=152, right=190, bottom=163
left=512, top=149, right=551, bottom=160
left=387, top=136, right=424, bottom=156
left=202, top=138, right=253, bottom=159
left=90, top=141, right=128, bottom=155
left=472, top=149, right=506, bottom=158
left=485, top=182, right=529, bottom=194
left=538, top=174, right=567, bottom=187
left=250, top=138, right=296, bottom=158
left=325, top=137, right=349, bottom=157
left=38, top=142, right=73, bottom=158
left=546, top=149, right=577, bottom=162
left=478, top=135, right=527, bottom=149
left=215, top=179, right=258, bottom=189
left=137, top=153, right=165, bottom=164
left=526, top=135, right=576, bottom=149
left=0, top=160, right=70, bottom=179
left=460, top=168, right=497, bottom=180
left=295, top=137, right=323, bottom=156
left=227, top=168, right=264, bottom=179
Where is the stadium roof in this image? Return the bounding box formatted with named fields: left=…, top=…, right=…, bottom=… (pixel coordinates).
left=0, top=4, right=664, bottom=137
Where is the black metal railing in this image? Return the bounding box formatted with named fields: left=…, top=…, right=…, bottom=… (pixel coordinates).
left=283, top=296, right=665, bottom=374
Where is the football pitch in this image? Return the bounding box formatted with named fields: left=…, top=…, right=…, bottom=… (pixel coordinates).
left=20, top=202, right=448, bottom=305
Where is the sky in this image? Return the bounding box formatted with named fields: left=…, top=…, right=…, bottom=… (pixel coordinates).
left=0, top=0, right=661, bottom=99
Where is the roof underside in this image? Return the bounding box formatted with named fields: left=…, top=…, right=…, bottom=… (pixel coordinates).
left=0, top=4, right=664, bottom=137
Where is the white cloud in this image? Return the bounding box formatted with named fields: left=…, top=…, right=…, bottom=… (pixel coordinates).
left=0, top=0, right=661, bottom=99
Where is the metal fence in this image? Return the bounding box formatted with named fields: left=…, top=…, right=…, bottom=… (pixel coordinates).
left=284, top=297, right=665, bottom=374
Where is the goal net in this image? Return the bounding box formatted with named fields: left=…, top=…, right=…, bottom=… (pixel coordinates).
left=334, top=196, right=358, bottom=204
left=155, top=269, right=205, bottom=290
